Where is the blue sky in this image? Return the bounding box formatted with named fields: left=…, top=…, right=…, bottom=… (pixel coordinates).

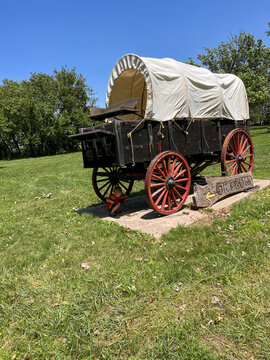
left=0, top=0, right=269, bottom=106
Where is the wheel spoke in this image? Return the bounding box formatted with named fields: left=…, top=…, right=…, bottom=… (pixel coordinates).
left=239, top=134, right=244, bottom=151
left=151, top=182, right=165, bottom=188
left=239, top=163, right=247, bottom=173
left=227, top=161, right=237, bottom=173
left=174, top=168, right=187, bottom=180
left=175, top=177, right=189, bottom=183
left=155, top=188, right=167, bottom=206
left=232, top=135, right=238, bottom=153
left=228, top=142, right=237, bottom=156
left=231, top=163, right=238, bottom=176
left=96, top=178, right=110, bottom=183
left=225, top=158, right=237, bottom=165
left=161, top=159, right=168, bottom=176
left=226, top=152, right=236, bottom=158
left=161, top=191, right=168, bottom=211
left=240, top=137, right=248, bottom=154
left=172, top=162, right=183, bottom=177
left=96, top=171, right=110, bottom=177
left=98, top=180, right=111, bottom=191
left=173, top=187, right=183, bottom=201
left=237, top=133, right=240, bottom=150
left=103, top=183, right=112, bottom=197
left=243, top=154, right=253, bottom=158
left=119, top=181, right=129, bottom=191
left=155, top=164, right=167, bottom=179
left=168, top=191, right=171, bottom=211
left=242, top=160, right=251, bottom=167
left=242, top=144, right=251, bottom=156
left=171, top=190, right=178, bottom=208
left=152, top=174, right=166, bottom=182
left=102, top=167, right=110, bottom=173
left=167, top=156, right=171, bottom=175
left=152, top=186, right=165, bottom=198
left=176, top=184, right=188, bottom=191
left=170, top=157, right=177, bottom=175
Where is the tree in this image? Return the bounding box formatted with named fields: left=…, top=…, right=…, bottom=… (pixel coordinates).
left=0, top=80, right=28, bottom=157
left=0, top=67, right=97, bottom=159
left=266, top=22, right=270, bottom=36
left=191, top=32, right=270, bottom=123
left=52, top=67, right=97, bottom=154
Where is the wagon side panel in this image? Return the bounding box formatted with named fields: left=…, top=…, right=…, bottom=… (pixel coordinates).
left=169, top=120, right=202, bottom=156
left=119, top=121, right=171, bottom=165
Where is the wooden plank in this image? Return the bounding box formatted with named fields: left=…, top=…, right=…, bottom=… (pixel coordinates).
left=69, top=129, right=114, bottom=140
left=89, top=98, right=139, bottom=120
left=192, top=172, right=254, bottom=208
left=147, top=122, right=154, bottom=158
left=114, top=120, right=125, bottom=167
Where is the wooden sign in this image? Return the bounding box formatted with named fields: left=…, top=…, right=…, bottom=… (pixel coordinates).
left=192, top=172, right=254, bottom=208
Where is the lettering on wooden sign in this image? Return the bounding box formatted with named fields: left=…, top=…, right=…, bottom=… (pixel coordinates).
left=192, top=172, right=254, bottom=208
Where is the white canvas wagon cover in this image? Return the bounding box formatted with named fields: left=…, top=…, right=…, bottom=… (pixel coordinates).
left=106, top=54, right=249, bottom=122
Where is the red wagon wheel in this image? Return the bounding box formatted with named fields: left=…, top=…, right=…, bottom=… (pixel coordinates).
left=92, top=167, right=134, bottom=201
left=145, top=151, right=191, bottom=215
left=221, top=129, right=254, bottom=176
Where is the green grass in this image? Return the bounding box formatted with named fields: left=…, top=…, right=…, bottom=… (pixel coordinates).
left=0, top=126, right=269, bottom=359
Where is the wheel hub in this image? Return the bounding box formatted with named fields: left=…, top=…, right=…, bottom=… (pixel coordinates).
left=166, top=177, right=176, bottom=189
left=108, top=171, right=119, bottom=185
left=236, top=154, right=244, bottom=164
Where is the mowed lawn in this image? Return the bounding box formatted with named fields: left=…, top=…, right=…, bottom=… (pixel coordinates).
left=0, top=126, right=269, bottom=360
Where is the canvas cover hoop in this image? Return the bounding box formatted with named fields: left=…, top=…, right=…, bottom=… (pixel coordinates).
left=106, top=54, right=249, bottom=122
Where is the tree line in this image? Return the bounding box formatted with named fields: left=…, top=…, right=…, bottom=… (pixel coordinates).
left=0, top=67, right=97, bottom=159
left=188, top=24, right=270, bottom=124
left=0, top=25, right=269, bottom=160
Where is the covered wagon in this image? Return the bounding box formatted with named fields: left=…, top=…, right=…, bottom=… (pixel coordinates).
left=70, top=54, right=254, bottom=215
